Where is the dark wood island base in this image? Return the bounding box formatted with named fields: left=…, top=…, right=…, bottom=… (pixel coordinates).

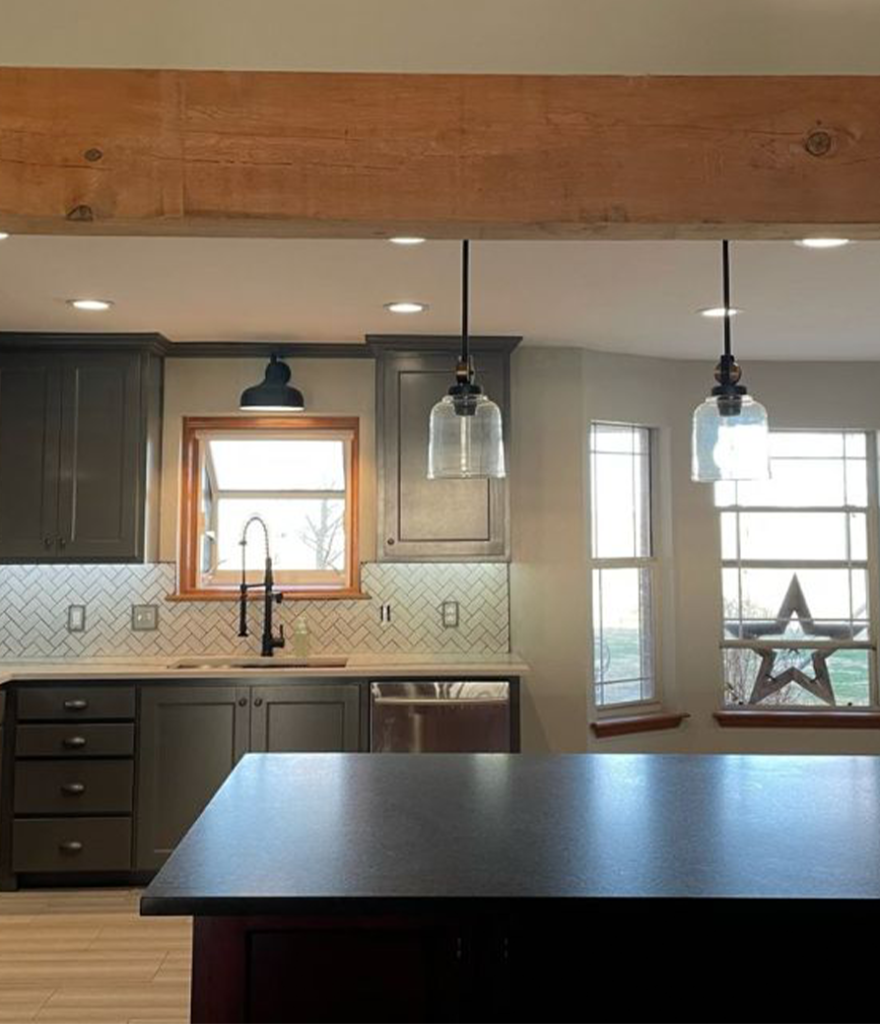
left=142, top=754, right=880, bottom=1023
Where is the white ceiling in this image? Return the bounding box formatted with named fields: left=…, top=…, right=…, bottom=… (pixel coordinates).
left=3, top=0, right=880, bottom=74
left=1, top=236, right=879, bottom=361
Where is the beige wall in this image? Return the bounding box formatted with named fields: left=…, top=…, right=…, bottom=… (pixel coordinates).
left=3, top=0, right=880, bottom=74
left=511, top=347, right=880, bottom=756
left=160, top=357, right=377, bottom=564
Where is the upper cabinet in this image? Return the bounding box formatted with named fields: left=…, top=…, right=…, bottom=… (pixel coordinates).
left=0, top=335, right=164, bottom=563
left=371, top=335, right=519, bottom=562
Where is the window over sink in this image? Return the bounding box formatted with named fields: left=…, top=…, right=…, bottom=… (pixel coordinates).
left=177, top=416, right=360, bottom=600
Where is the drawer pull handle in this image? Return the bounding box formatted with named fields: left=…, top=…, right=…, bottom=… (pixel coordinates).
left=60, top=783, right=86, bottom=796
left=62, top=736, right=87, bottom=749
left=63, top=699, right=88, bottom=711
left=58, top=841, right=83, bottom=854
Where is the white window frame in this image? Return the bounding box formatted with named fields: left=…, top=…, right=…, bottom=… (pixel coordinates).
left=718, top=428, right=880, bottom=710
left=589, top=421, right=662, bottom=712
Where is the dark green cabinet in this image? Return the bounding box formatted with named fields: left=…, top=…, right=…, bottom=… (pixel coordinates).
left=135, top=685, right=250, bottom=870
left=0, top=356, right=62, bottom=559
left=0, top=337, right=164, bottom=563
left=250, top=684, right=362, bottom=752
left=371, top=335, right=518, bottom=561
left=135, top=681, right=363, bottom=871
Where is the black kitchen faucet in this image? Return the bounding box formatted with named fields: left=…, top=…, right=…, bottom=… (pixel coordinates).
left=237, top=515, right=285, bottom=657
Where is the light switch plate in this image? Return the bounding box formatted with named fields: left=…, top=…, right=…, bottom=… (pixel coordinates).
left=131, top=604, right=159, bottom=632
left=67, top=605, right=86, bottom=633
left=441, top=600, right=460, bottom=628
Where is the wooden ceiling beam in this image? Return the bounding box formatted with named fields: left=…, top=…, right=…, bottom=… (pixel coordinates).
left=2, top=68, right=880, bottom=239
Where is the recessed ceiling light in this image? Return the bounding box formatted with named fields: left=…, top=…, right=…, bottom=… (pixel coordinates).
left=698, top=306, right=741, bottom=318
left=795, top=237, right=851, bottom=249
left=0, top=232, right=9, bottom=241
left=389, top=237, right=426, bottom=246
left=384, top=301, right=428, bottom=314
left=67, top=298, right=114, bottom=311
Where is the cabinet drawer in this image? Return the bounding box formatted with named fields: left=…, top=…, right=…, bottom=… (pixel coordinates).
left=13, top=818, right=132, bottom=872
left=15, top=760, right=133, bottom=815
left=17, top=685, right=135, bottom=721
left=16, top=723, right=134, bottom=758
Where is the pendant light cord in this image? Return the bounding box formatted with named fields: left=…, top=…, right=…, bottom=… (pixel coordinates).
left=461, top=239, right=470, bottom=367
left=722, top=239, right=732, bottom=361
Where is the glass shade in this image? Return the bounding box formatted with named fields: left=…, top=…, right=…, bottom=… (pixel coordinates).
left=691, top=394, right=770, bottom=482
left=427, top=394, right=506, bottom=479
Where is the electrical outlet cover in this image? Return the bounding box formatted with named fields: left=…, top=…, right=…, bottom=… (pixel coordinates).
left=441, top=600, right=460, bottom=628
left=131, top=604, right=159, bottom=632
left=67, top=605, right=86, bottom=633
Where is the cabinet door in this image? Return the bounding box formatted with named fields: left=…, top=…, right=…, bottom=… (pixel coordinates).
left=250, top=684, right=362, bottom=753
left=0, top=355, right=62, bottom=559
left=136, top=685, right=249, bottom=870
left=57, top=353, right=143, bottom=560
left=378, top=350, right=509, bottom=560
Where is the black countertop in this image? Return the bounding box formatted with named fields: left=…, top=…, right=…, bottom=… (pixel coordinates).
left=141, top=752, right=880, bottom=916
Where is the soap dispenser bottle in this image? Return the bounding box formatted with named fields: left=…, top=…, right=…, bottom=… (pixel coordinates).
left=292, top=617, right=311, bottom=659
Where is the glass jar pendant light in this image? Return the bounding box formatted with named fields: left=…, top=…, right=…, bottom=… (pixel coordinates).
left=427, top=240, right=506, bottom=479
left=691, top=241, right=770, bottom=482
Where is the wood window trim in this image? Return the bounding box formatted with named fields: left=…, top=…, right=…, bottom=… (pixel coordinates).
left=715, top=709, right=880, bottom=729
left=176, top=415, right=365, bottom=602
left=590, top=711, right=690, bottom=738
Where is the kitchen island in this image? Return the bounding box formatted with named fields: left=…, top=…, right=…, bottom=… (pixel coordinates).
left=141, top=752, right=880, bottom=1022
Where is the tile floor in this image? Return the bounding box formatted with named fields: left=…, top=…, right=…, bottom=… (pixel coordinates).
left=0, top=888, right=191, bottom=1023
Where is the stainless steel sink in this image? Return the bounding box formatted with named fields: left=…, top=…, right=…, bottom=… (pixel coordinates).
left=169, top=656, right=349, bottom=671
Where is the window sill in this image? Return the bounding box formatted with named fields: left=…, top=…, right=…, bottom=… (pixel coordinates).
left=168, top=588, right=371, bottom=603
left=715, top=709, right=880, bottom=729
left=591, top=711, right=690, bottom=738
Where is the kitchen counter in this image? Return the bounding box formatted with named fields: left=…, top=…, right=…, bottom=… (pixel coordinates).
left=143, top=752, right=880, bottom=913
left=0, top=652, right=528, bottom=686
left=141, top=752, right=880, bottom=1022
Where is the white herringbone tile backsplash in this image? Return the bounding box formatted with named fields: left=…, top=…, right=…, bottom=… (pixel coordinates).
left=0, top=563, right=509, bottom=659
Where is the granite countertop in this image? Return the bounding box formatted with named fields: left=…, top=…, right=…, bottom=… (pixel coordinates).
left=0, top=652, right=529, bottom=686
left=142, top=752, right=880, bottom=915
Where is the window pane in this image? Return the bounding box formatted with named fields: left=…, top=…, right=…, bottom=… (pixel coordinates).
left=591, top=423, right=647, bottom=454
left=592, top=567, right=655, bottom=705
left=720, top=511, right=865, bottom=562
left=723, top=647, right=870, bottom=708
left=209, top=439, right=346, bottom=492
left=770, top=432, right=844, bottom=458
left=845, top=458, right=868, bottom=506
left=216, top=497, right=346, bottom=572
left=591, top=425, right=651, bottom=559
left=722, top=567, right=869, bottom=640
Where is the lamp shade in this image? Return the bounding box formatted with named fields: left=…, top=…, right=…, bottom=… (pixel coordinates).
left=427, top=393, right=506, bottom=479
left=691, top=393, right=770, bottom=482
left=240, top=355, right=304, bottom=412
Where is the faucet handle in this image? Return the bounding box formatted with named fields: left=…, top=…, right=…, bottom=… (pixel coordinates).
left=275, top=624, right=286, bottom=649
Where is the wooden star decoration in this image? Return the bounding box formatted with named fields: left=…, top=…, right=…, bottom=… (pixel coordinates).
left=740, top=573, right=848, bottom=706
left=748, top=647, right=837, bottom=706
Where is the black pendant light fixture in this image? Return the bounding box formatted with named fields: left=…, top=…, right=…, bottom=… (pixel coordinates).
left=691, top=240, right=770, bottom=482
left=239, top=354, right=305, bottom=412
left=427, top=240, right=505, bottom=479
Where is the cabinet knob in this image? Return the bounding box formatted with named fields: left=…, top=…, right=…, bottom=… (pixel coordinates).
left=60, top=782, right=86, bottom=796
left=238, top=697, right=248, bottom=707
left=58, top=537, right=67, bottom=550
left=62, top=736, right=87, bottom=749
left=43, top=536, right=53, bottom=549
left=387, top=538, right=395, bottom=546
left=63, top=699, right=88, bottom=711
left=253, top=697, right=263, bottom=707
left=58, top=840, right=83, bottom=854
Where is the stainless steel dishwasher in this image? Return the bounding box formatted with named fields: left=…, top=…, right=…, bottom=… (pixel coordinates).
left=369, top=681, right=512, bottom=752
